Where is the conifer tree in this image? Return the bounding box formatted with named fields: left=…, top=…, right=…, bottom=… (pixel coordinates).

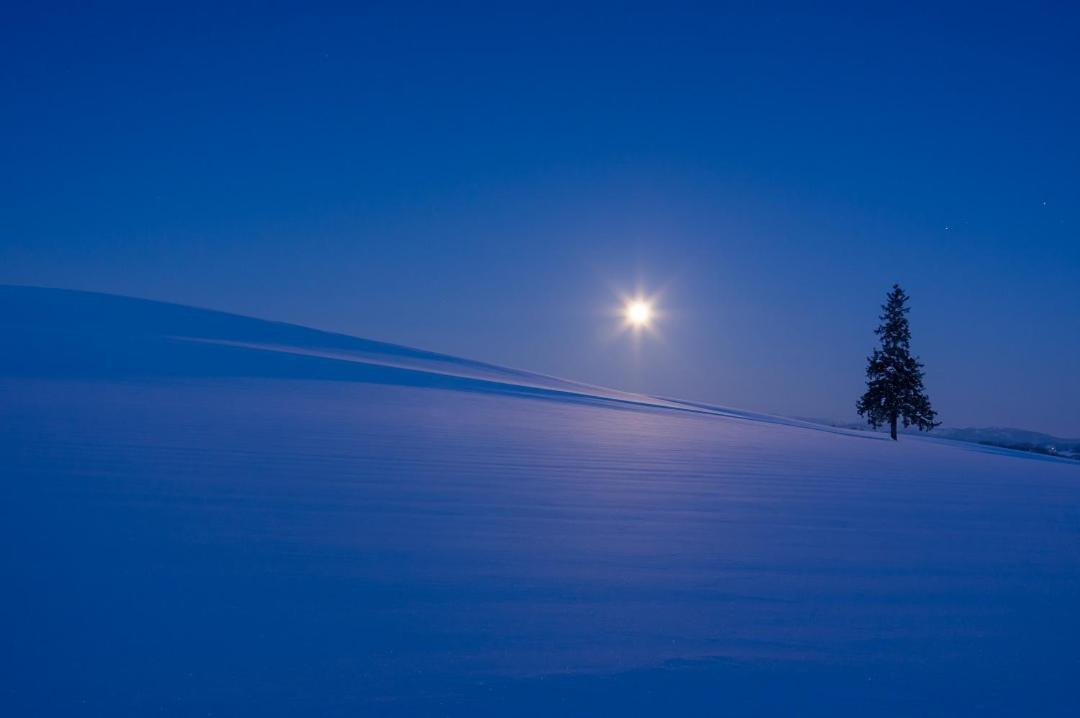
left=857, top=284, right=939, bottom=440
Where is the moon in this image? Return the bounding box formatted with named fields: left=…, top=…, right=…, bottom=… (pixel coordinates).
left=625, top=299, right=653, bottom=328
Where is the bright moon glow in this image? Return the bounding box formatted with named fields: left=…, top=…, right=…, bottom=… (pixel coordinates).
left=625, top=300, right=653, bottom=327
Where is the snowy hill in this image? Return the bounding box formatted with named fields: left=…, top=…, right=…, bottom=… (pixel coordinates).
left=0, top=285, right=859, bottom=430
left=3, top=285, right=1080, bottom=716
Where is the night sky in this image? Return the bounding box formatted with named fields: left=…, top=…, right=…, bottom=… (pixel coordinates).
left=3, top=2, right=1078, bottom=434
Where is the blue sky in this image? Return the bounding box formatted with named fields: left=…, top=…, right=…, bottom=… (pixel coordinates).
left=3, top=2, right=1078, bottom=434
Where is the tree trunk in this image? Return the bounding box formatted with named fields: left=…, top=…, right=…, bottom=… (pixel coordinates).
left=890, top=413, right=898, bottom=441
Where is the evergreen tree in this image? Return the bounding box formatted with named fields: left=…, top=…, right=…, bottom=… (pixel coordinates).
left=856, top=284, right=939, bottom=440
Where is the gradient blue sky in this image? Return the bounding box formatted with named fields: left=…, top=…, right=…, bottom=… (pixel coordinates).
left=3, top=2, right=1078, bottom=434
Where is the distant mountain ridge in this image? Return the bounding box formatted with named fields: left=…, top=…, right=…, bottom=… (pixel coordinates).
left=806, top=418, right=1080, bottom=460
left=932, top=427, right=1080, bottom=460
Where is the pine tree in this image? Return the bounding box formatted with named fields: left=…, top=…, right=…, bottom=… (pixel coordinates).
left=856, top=284, right=939, bottom=440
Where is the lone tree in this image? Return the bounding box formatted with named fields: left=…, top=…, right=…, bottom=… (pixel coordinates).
left=856, top=284, right=939, bottom=440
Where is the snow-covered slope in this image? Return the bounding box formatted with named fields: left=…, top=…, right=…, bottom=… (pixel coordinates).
left=0, top=285, right=859, bottom=431
left=3, top=286, right=1079, bottom=716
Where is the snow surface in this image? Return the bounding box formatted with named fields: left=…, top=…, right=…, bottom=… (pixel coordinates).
left=3, top=285, right=1080, bottom=716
